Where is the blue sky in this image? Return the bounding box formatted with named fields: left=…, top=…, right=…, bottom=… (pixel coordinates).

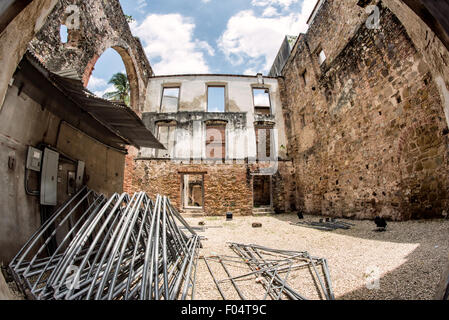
left=87, top=0, right=317, bottom=97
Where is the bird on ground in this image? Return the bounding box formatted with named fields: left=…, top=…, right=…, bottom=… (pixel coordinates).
left=374, top=216, right=387, bottom=231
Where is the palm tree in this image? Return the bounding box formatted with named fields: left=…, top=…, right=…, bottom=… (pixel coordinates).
left=103, top=72, right=130, bottom=106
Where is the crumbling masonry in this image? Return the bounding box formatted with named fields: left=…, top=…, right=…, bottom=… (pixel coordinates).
left=1, top=0, right=449, bottom=300
left=279, top=0, right=449, bottom=220
left=121, top=0, right=449, bottom=221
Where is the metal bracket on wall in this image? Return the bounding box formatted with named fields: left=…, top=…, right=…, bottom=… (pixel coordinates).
left=7, top=155, right=15, bottom=170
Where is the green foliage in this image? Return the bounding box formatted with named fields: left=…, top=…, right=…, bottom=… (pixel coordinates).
left=125, top=15, right=135, bottom=23
left=103, top=72, right=130, bottom=106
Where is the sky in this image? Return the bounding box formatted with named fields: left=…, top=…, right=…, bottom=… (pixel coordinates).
left=87, top=0, right=318, bottom=98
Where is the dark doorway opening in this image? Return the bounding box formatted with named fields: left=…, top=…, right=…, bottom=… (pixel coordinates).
left=182, top=174, right=204, bottom=209
left=253, top=175, right=271, bottom=208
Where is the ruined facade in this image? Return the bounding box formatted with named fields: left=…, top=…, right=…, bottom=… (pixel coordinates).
left=125, top=74, right=297, bottom=216
left=28, top=0, right=153, bottom=113
left=279, top=0, right=449, bottom=220
left=120, top=0, right=449, bottom=221
left=1, top=0, right=449, bottom=301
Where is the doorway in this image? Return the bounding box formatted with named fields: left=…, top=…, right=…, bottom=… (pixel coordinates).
left=182, top=174, right=204, bottom=209
left=253, top=175, right=272, bottom=208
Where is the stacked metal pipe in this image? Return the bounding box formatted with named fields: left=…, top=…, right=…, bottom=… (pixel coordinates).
left=204, top=243, right=334, bottom=300
left=9, top=187, right=200, bottom=300
left=290, top=219, right=355, bottom=231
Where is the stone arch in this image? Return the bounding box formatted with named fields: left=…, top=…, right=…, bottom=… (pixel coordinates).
left=82, top=46, right=140, bottom=113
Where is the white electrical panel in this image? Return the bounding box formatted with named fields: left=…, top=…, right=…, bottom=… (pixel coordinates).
left=26, top=147, right=42, bottom=172
left=76, top=160, right=85, bottom=191
left=40, top=148, right=59, bottom=206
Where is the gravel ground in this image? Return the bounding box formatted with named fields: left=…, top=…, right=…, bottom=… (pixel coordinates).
left=187, top=214, right=449, bottom=300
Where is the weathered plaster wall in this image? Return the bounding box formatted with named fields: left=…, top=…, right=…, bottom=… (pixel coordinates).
left=56, top=123, right=125, bottom=196
left=0, top=0, right=58, bottom=109
left=0, top=84, right=125, bottom=262
left=28, top=0, right=153, bottom=112
left=139, top=112, right=250, bottom=160
left=143, top=75, right=288, bottom=159
left=0, top=85, right=54, bottom=263
left=280, top=1, right=449, bottom=220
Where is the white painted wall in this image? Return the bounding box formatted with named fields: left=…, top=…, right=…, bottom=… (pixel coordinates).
left=143, top=74, right=288, bottom=160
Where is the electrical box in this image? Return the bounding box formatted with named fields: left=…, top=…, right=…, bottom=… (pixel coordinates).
left=26, top=147, right=42, bottom=172
left=40, top=148, right=59, bottom=206
left=67, top=171, right=76, bottom=196
left=75, top=160, right=85, bottom=191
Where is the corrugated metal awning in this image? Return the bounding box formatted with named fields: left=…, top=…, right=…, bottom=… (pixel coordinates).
left=48, top=74, right=164, bottom=149
left=24, top=52, right=164, bottom=150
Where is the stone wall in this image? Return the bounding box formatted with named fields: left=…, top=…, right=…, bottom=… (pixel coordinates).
left=272, top=160, right=298, bottom=213
left=28, top=0, right=152, bottom=112
left=384, top=0, right=449, bottom=131
left=127, top=160, right=253, bottom=216
left=280, top=1, right=449, bottom=220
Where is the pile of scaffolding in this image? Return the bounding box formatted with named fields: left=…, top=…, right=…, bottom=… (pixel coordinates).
left=290, top=219, right=355, bottom=231
left=9, top=187, right=200, bottom=300
left=204, top=243, right=334, bottom=300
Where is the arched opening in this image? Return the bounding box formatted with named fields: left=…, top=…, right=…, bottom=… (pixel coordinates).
left=83, top=47, right=139, bottom=111
left=60, top=25, right=68, bottom=44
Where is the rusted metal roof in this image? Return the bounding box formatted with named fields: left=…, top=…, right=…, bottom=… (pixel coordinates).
left=24, top=52, right=164, bottom=150
left=49, top=74, right=164, bottom=149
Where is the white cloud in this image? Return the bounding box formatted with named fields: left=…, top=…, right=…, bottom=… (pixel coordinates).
left=262, top=6, right=280, bottom=17
left=131, top=14, right=213, bottom=75
left=218, top=0, right=317, bottom=73
left=251, top=0, right=300, bottom=9
left=244, top=67, right=258, bottom=75
left=93, top=85, right=115, bottom=98
left=195, top=40, right=215, bottom=56
left=87, top=76, right=107, bottom=90
left=201, top=0, right=211, bottom=3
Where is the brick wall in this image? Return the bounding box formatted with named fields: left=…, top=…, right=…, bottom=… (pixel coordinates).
left=125, top=159, right=297, bottom=216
